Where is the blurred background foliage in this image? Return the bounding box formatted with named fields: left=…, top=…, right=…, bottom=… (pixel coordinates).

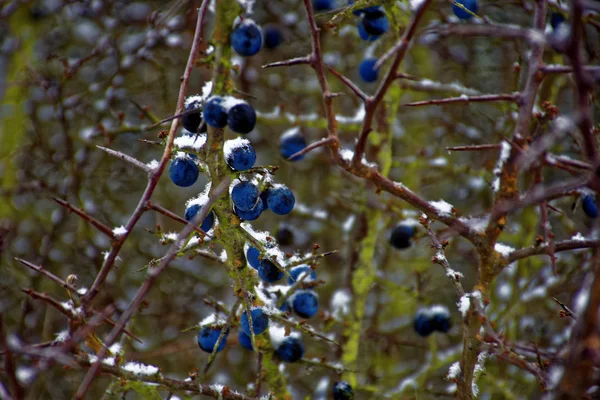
left=0, top=0, right=599, bottom=398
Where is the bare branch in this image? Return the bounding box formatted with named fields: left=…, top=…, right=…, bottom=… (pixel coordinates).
left=96, top=145, right=152, bottom=174
left=53, top=198, right=116, bottom=240
left=402, top=93, right=518, bottom=107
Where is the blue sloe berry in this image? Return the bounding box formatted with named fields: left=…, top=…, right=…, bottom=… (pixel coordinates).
left=292, top=290, right=319, bottom=319
left=430, top=305, right=452, bottom=333
left=184, top=203, right=215, bottom=232
left=359, top=58, right=379, bottom=83
left=203, top=96, right=228, bottom=128
left=275, top=336, right=304, bottom=363
left=452, top=0, right=478, bottom=20
left=231, top=181, right=260, bottom=211
left=225, top=139, right=256, bottom=171
left=267, top=186, right=295, bottom=215
left=246, top=246, right=260, bottom=269
left=258, top=258, right=284, bottom=283
left=240, top=308, right=269, bottom=336
left=583, top=195, right=598, bottom=218
left=169, top=156, right=199, bottom=187
left=197, top=326, right=229, bottom=353
left=231, top=20, right=262, bottom=56
left=413, top=309, right=434, bottom=337
left=227, top=102, right=256, bottom=134
left=238, top=331, right=254, bottom=351
left=263, top=26, right=283, bottom=49
left=280, top=129, right=307, bottom=161
left=333, top=381, right=354, bottom=400
left=390, top=224, right=416, bottom=250
left=287, top=265, right=316, bottom=285
left=234, top=198, right=264, bottom=221
left=360, top=9, right=388, bottom=37
left=181, top=98, right=207, bottom=134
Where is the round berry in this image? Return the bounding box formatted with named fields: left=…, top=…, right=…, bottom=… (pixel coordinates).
left=550, top=13, right=565, bottom=30
left=276, top=226, right=295, bottom=246
left=430, top=305, right=452, bottom=333
left=582, top=195, right=598, bottom=218
left=390, top=224, right=416, bottom=250
left=238, top=331, right=254, bottom=351
left=348, top=0, right=380, bottom=15
left=263, top=26, right=283, bottom=49
left=413, top=309, right=434, bottom=337
left=358, top=21, right=380, bottom=42
left=452, top=0, right=478, bottom=20
left=203, top=96, right=228, bottom=128
left=292, top=290, right=319, bottom=319
left=231, top=20, right=262, bottom=57
left=169, top=156, right=199, bottom=187
left=258, top=259, right=284, bottom=283
left=313, top=0, right=334, bottom=12
left=181, top=98, right=207, bottom=134
left=287, top=265, right=316, bottom=284
left=240, top=308, right=269, bottom=336
left=234, top=198, right=264, bottom=221
left=246, top=246, right=260, bottom=269
left=280, top=130, right=307, bottom=161
left=231, top=181, right=260, bottom=211
left=359, top=58, right=379, bottom=83
left=267, top=186, right=295, bottom=215
left=361, top=9, right=388, bottom=36
left=184, top=203, right=215, bottom=232
left=227, top=102, right=256, bottom=134
left=333, top=381, right=354, bottom=400
left=275, top=336, right=304, bottom=363
left=224, top=138, right=256, bottom=171
left=197, top=326, right=228, bottom=353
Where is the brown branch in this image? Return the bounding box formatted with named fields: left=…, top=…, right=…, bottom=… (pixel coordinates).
left=287, top=137, right=336, bottom=161
left=446, top=144, right=501, bottom=152
left=20, top=288, right=77, bottom=319
left=262, top=56, right=312, bottom=69
left=0, top=314, right=24, bottom=400
left=14, top=257, right=80, bottom=293
left=431, top=23, right=546, bottom=44
left=53, top=198, right=116, bottom=240
left=326, top=65, right=368, bottom=102
left=402, top=93, right=518, bottom=107
left=95, top=145, right=153, bottom=173
left=506, top=238, right=600, bottom=264
left=82, top=0, right=210, bottom=307
left=147, top=201, right=210, bottom=238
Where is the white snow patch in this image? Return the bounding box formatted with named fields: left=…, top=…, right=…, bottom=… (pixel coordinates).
left=174, top=134, right=207, bottom=151
left=109, top=343, right=123, bottom=355
left=342, top=215, right=355, bottom=233
left=280, top=126, right=301, bottom=140
left=268, top=324, right=300, bottom=349
left=335, top=105, right=366, bottom=124
left=459, top=215, right=489, bottom=233
left=430, top=200, right=454, bottom=216
left=55, top=330, right=70, bottom=342
left=410, top=0, right=426, bottom=10
left=77, top=287, right=88, bottom=295
left=458, top=295, right=471, bottom=316
left=572, top=232, right=586, bottom=241
left=221, top=96, right=246, bottom=112
left=429, top=157, right=448, bottom=167
left=447, top=361, right=461, bottom=379
left=492, top=141, right=511, bottom=192
left=331, top=289, right=352, bottom=319
left=200, top=313, right=226, bottom=327
left=16, top=367, right=36, bottom=383
left=186, top=182, right=212, bottom=209
left=112, top=225, right=127, bottom=237
left=494, top=243, right=514, bottom=256
left=224, top=137, right=251, bottom=159
left=122, top=361, right=159, bottom=376
left=146, top=159, right=160, bottom=170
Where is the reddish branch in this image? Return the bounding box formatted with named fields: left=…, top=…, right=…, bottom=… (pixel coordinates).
left=53, top=198, right=116, bottom=240
left=147, top=201, right=210, bottom=238
left=287, top=136, right=337, bottom=160
left=402, top=93, right=518, bottom=107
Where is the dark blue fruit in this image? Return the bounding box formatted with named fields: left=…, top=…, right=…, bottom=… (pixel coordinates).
left=263, top=26, right=283, bottom=49
left=238, top=331, right=254, bottom=351
left=197, top=326, right=228, bottom=353
left=360, top=9, right=388, bottom=36
left=359, top=58, right=379, bottom=83
left=280, top=130, right=307, bottom=161
left=231, top=20, right=262, bottom=57
left=231, top=181, right=260, bottom=211
left=431, top=306, right=452, bottom=333
left=203, top=96, right=228, bottom=128
left=258, top=259, right=284, bottom=283
left=267, top=186, right=295, bottom=215
left=181, top=98, right=207, bottom=134
left=550, top=13, right=565, bottom=30
left=227, top=102, right=256, bottom=134
left=333, top=381, right=354, bottom=400
left=292, top=290, right=319, bottom=319
left=225, top=139, right=256, bottom=171
left=313, top=0, right=334, bottom=12
left=240, top=308, right=269, bottom=336
left=246, top=246, right=261, bottom=269
left=583, top=195, right=598, bottom=218
left=452, top=0, right=478, bottom=20
left=234, top=198, right=264, bottom=221
left=169, top=156, right=199, bottom=187
left=413, top=309, right=434, bottom=337
left=390, top=224, right=416, bottom=250
left=275, top=337, right=304, bottom=362
left=184, top=203, right=215, bottom=232
left=287, top=265, right=316, bottom=284
left=358, top=21, right=380, bottom=42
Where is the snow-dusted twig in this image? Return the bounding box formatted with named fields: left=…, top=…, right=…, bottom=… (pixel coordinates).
left=147, top=201, right=210, bottom=238
left=96, top=145, right=152, bottom=174
left=506, top=238, right=600, bottom=264
left=402, top=93, right=518, bottom=107
left=287, top=137, right=337, bottom=161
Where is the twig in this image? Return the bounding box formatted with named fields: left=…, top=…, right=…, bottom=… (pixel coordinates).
left=96, top=145, right=152, bottom=174
left=147, top=201, right=210, bottom=238
left=401, top=93, right=518, bottom=107
left=506, top=238, right=600, bottom=264
left=326, top=65, right=368, bottom=102
left=0, top=314, right=23, bottom=400
left=287, top=137, right=336, bottom=161
left=552, top=297, right=576, bottom=320
left=53, top=198, right=116, bottom=240
left=14, top=258, right=80, bottom=293
left=446, top=144, right=501, bottom=152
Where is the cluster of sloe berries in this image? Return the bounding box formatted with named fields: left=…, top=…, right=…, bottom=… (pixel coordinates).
left=413, top=305, right=452, bottom=337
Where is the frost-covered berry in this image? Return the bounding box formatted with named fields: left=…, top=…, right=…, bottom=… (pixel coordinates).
left=280, top=129, right=307, bottom=161
left=452, top=0, right=478, bottom=20
left=292, top=290, right=319, bottom=319
left=430, top=305, right=451, bottom=333
left=264, top=26, right=283, bottom=49
left=276, top=226, right=294, bottom=246
left=231, top=19, right=262, bottom=57
left=359, top=9, right=388, bottom=38
left=287, top=265, right=316, bottom=285
left=224, top=138, right=256, bottom=171
left=231, top=181, right=260, bottom=211
left=197, top=326, right=228, bottom=353
left=267, top=186, right=295, bottom=215
left=275, top=336, right=304, bottom=362
left=234, top=198, right=264, bottom=221
left=184, top=203, right=215, bottom=232
left=390, top=224, right=416, bottom=250
left=582, top=195, right=598, bottom=218
left=240, top=308, right=269, bottom=336
left=333, top=381, right=354, bottom=400
left=246, top=246, right=261, bottom=269
left=203, top=96, right=228, bottom=128
left=169, top=156, right=199, bottom=187
left=182, top=97, right=207, bottom=134
left=258, top=259, right=284, bottom=283
left=226, top=100, right=256, bottom=134
left=359, top=58, right=379, bottom=83
left=413, top=309, right=434, bottom=337
left=313, top=0, right=334, bottom=12
left=238, top=331, right=254, bottom=351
